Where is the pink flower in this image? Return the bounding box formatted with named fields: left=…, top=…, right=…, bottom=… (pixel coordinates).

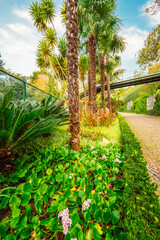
left=71, top=239, right=77, bottom=240
left=102, top=155, right=106, bottom=159
left=82, top=199, right=91, bottom=211
left=58, top=208, right=72, bottom=235
left=69, top=176, right=72, bottom=179
left=91, top=146, right=95, bottom=150
left=72, top=138, right=78, bottom=143
left=114, top=158, right=122, bottom=163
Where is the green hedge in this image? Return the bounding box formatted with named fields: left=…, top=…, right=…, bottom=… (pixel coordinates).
left=118, top=115, right=160, bottom=240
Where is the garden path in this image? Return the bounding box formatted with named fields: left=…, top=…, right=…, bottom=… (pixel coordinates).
left=120, top=112, right=160, bottom=198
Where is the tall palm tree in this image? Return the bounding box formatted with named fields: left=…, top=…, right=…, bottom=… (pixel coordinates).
left=41, top=0, right=56, bottom=31
left=99, top=53, right=106, bottom=113
left=79, top=54, right=89, bottom=112
left=44, top=27, right=67, bottom=79
left=66, top=0, right=80, bottom=151
left=105, top=34, right=125, bottom=113
left=29, top=1, right=47, bottom=32
left=79, top=0, right=117, bottom=117
left=37, top=39, right=52, bottom=63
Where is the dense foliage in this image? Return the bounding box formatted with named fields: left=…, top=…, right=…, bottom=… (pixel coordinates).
left=0, top=145, right=124, bottom=239
left=137, top=25, right=160, bottom=69
left=119, top=115, right=160, bottom=240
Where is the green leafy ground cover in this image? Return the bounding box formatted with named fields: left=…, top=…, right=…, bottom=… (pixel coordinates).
left=119, top=115, right=160, bottom=240
left=0, top=145, right=124, bottom=240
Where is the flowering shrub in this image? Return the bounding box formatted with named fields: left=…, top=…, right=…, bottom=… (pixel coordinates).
left=81, top=113, right=97, bottom=127
left=98, top=114, right=111, bottom=126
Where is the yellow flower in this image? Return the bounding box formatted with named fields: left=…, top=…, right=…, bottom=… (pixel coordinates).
left=91, top=190, right=95, bottom=194
left=71, top=187, right=77, bottom=191
left=96, top=223, right=103, bottom=235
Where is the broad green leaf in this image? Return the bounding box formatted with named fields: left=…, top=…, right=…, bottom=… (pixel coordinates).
left=41, top=218, right=51, bottom=226
left=65, top=188, right=71, bottom=198
left=11, top=217, right=19, bottom=228
left=108, top=196, right=117, bottom=207
left=86, top=228, right=94, bottom=240
left=9, top=195, right=21, bottom=209
left=71, top=213, right=80, bottom=226
left=12, top=208, right=20, bottom=218
left=111, top=210, right=120, bottom=224
left=78, top=190, right=86, bottom=198
left=0, top=197, right=9, bottom=210
left=35, top=199, right=43, bottom=214
left=37, top=183, right=48, bottom=195
left=46, top=168, right=53, bottom=175
left=23, top=183, right=33, bottom=193
left=84, top=212, right=91, bottom=223
left=6, top=234, right=16, bottom=240
left=94, top=209, right=102, bottom=222
left=0, top=224, right=8, bottom=237
left=78, top=231, right=85, bottom=240
left=93, top=227, right=102, bottom=240
left=56, top=173, right=62, bottom=182
left=20, top=229, right=31, bottom=239
left=21, top=193, right=31, bottom=206
left=103, top=208, right=111, bottom=224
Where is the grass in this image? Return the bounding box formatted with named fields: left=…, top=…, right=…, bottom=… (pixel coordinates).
left=80, top=119, right=120, bottom=147
left=15, top=126, right=70, bottom=155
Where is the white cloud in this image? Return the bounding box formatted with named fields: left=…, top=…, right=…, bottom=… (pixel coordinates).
left=0, top=6, right=66, bottom=76
left=119, top=26, right=149, bottom=77
left=13, top=8, right=32, bottom=23
left=140, top=0, right=160, bottom=26
left=120, top=26, right=148, bottom=61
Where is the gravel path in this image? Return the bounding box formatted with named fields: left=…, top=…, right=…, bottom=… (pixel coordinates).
left=120, top=112, right=160, bottom=197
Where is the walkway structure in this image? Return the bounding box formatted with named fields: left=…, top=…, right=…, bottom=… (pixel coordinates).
left=80, top=72, right=160, bottom=98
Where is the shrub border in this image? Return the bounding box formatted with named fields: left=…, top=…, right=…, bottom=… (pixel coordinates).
left=118, top=114, right=160, bottom=240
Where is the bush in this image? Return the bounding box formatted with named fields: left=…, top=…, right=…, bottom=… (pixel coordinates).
left=98, top=114, right=111, bottom=126
left=131, top=97, right=147, bottom=114
left=118, top=115, right=160, bottom=240
left=81, top=113, right=97, bottom=127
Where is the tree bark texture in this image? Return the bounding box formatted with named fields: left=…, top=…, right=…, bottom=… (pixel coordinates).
left=82, top=79, right=88, bottom=113
left=88, top=32, right=97, bottom=117
left=66, top=0, right=80, bottom=151
left=106, top=74, right=112, bottom=113
left=106, top=58, right=112, bottom=114
left=88, top=70, right=92, bottom=112
left=99, top=54, right=106, bottom=114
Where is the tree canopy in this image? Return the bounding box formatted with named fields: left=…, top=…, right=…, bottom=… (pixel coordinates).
left=137, top=25, right=160, bottom=69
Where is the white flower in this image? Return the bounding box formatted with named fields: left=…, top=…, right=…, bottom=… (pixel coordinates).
left=91, top=146, right=95, bottom=150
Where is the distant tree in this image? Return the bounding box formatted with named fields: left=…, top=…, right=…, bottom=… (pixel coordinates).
left=0, top=53, right=5, bottom=68
left=137, top=25, right=160, bottom=69
left=145, top=0, right=160, bottom=15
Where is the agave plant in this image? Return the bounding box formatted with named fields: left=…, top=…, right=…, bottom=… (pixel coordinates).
left=0, top=91, right=68, bottom=172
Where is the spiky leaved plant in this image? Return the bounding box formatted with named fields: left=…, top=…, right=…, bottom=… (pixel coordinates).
left=0, top=91, right=68, bottom=173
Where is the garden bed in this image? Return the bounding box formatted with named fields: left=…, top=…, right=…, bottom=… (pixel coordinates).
left=0, top=145, right=124, bottom=239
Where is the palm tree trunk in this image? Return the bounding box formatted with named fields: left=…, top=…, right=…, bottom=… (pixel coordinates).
left=106, top=57, right=112, bottom=114
left=82, top=78, right=87, bottom=113
left=99, top=54, right=106, bottom=114
left=88, top=32, right=97, bottom=118
left=88, top=70, right=92, bottom=112
left=66, top=0, right=80, bottom=151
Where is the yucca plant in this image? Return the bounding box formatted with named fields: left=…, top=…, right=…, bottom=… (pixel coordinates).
left=0, top=91, right=69, bottom=172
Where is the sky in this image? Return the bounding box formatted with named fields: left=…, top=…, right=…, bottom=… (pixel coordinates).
left=0, top=0, right=160, bottom=77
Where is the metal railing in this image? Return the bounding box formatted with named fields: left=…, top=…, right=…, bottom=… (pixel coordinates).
left=0, top=68, right=61, bottom=103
